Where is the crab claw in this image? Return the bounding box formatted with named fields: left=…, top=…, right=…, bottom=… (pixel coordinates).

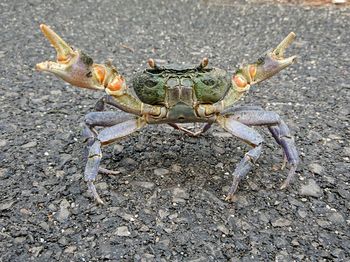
left=253, top=32, right=297, bottom=84
left=36, top=24, right=104, bottom=90
left=232, top=32, right=296, bottom=92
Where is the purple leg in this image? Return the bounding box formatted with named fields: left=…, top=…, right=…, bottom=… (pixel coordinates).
left=224, top=109, right=299, bottom=189
left=216, top=116, right=264, bottom=201
left=84, top=116, right=147, bottom=204
left=82, top=111, right=134, bottom=145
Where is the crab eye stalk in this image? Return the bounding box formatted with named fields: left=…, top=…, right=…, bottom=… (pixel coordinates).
left=148, top=58, right=156, bottom=69
left=200, top=57, right=209, bottom=69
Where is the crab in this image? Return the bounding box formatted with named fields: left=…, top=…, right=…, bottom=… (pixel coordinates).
left=36, top=24, right=299, bottom=204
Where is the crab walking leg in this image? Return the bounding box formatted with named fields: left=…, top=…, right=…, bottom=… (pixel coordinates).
left=223, top=105, right=287, bottom=166
left=216, top=116, right=264, bottom=201
left=82, top=111, right=135, bottom=144
left=85, top=117, right=146, bottom=204
left=224, top=110, right=299, bottom=189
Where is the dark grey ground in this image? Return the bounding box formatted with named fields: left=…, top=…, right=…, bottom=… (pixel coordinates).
left=0, top=0, right=349, bottom=261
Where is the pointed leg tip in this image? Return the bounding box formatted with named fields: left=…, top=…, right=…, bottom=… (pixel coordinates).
left=96, top=197, right=105, bottom=205
left=224, top=194, right=237, bottom=202
left=280, top=182, right=288, bottom=190
left=224, top=195, right=232, bottom=202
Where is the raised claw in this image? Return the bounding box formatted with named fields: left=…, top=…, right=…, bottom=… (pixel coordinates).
left=36, top=24, right=123, bottom=91
left=232, top=32, right=297, bottom=91
left=253, top=32, right=297, bottom=84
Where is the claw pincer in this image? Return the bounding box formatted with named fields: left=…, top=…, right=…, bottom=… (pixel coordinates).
left=37, top=25, right=299, bottom=204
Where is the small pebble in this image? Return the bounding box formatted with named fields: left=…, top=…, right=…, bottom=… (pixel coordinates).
left=115, top=226, right=131, bottom=236
left=308, top=163, right=324, bottom=175
left=131, top=181, right=155, bottom=189
left=217, top=224, right=229, bottom=235
left=172, top=187, right=189, bottom=203
left=22, top=141, right=37, bottom=148
left=0, top=201, right=14, bottom=211
left=57, top=199, right=70, bottom=222
left=64, top=245, right=77, bottom=253
left=328, top=212, right=345, bottom=224
left=0, top=140, right=7, bottom=147
left=299, top=179, right=322, bottom=197
left=154, top=168, right=169, bottom=176
left=271, top=218, right=292, bottom=227
left=96, top=182, right=108, bottom=190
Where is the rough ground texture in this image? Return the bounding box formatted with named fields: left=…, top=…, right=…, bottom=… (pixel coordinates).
left=0, top=0, right=349, bottom=261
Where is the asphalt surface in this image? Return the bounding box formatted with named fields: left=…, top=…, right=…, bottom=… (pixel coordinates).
left=1, top=0, right=349, bottom=261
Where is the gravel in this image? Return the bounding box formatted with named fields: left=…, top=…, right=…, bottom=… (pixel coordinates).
left=1, top=0, right=349, bottom=261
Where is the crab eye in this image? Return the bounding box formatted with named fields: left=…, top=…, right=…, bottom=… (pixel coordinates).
left=202, top=78, right=216, bottom=86
left=145, top=79, right=158, bottom=88
left=257, top=56, right=265, bottom=65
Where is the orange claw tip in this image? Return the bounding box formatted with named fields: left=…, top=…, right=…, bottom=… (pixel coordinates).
left=93, top=65, right=106, bottom=84
left=233, top=75, right=247, bottom=88
left=40, top=24, right=48, bottom=31
left=249, top=65, right=256, bottom=79
left=107, top=76, right=125, bottom=91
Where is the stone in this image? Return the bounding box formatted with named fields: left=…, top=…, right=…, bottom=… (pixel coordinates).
left=58, top=236, right=68, bottom=245
left=64, top=246, right=77, bottom=253
left=115, top=226, right=131, bottom=236
left=328, top=212, right=345, bottom=224
left=29, top=246, right=44, bottom=257
left=131, top=181, right=155, bottom=189
left=154, top=168, right=169, bottom=176
left=0, top=139, right=7, bottom=147
left=172, top=187, right=189, bottom=203
left=271, top=218, right=292, bottom=227
left=299, top=179, right=322, bottom=197
left=139, top=225, right=150, bottom=232
left=217, top=224, right=229, bottom=235
left=96, top=182, right=108, bottom=190
left=171, top=164, right=182, bottom=173
left=297, top=209, right=307, bottom=218
left=56, top=199, right=70, bottom=222
left=22, top=141, right=37, bottom=148
left=343, top=147, right=350, bottom=157
left=316, top=219, right=330, bottom=228
left=0, top=201, right=14, bottom=211
left=308, top=163, right=324, bottom=175
left=14, top=237, right=26, bottom=244
left=113, top=144, right=124, bottom=153
left=158, top=209, right=169, bottom=219
left=39, top=221, right=50, bottom=231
